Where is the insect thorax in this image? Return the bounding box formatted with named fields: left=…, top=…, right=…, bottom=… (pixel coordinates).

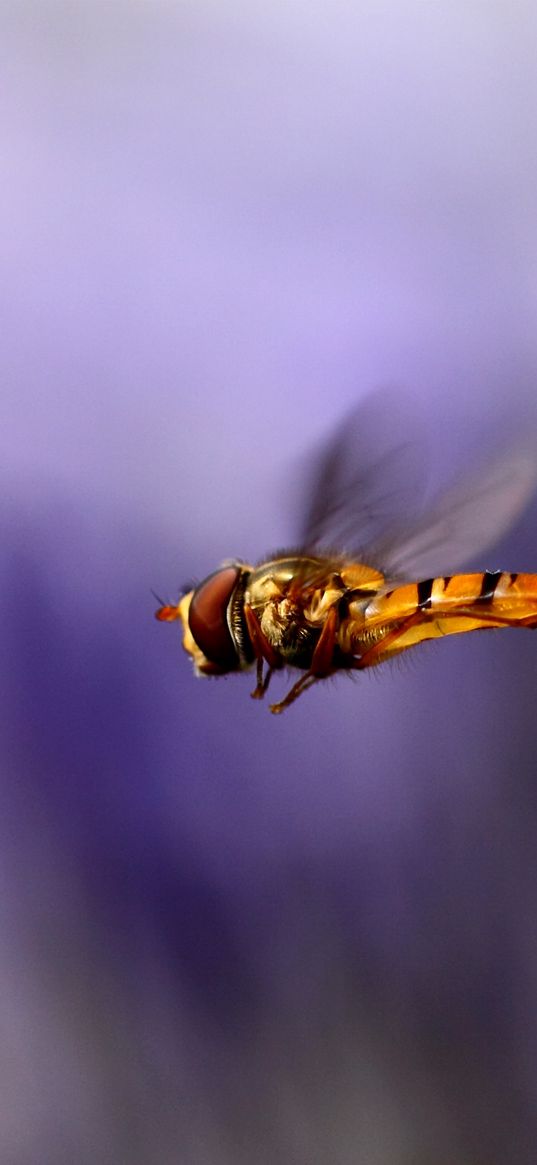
left=246, top=556, right=343, bottom=669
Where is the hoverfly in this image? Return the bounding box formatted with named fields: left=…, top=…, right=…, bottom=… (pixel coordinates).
left=156, top=393, right=537, bottom=713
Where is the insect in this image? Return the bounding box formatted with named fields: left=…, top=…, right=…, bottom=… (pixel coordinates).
left=156, top=393, right=537, bottom=713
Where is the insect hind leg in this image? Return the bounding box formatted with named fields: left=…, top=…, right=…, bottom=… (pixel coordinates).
left=352, top=612, right=425, bottom=669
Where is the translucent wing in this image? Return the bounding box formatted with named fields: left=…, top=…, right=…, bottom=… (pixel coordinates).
left=373, top=450, right=537, bottom=579
left=299, top=391, right=537, bottom=580
left=298, top=389, right=428, bottom=557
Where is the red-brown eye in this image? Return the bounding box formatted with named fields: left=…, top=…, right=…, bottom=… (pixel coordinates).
left=188, top=566, right=240, bottom=672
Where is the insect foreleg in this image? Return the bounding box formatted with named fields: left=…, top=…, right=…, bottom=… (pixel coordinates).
left=250, top=657, right=274, bottom=701
left=244, top=603, right=283, bottom=701
left=244, top=604, right=282, bottom=668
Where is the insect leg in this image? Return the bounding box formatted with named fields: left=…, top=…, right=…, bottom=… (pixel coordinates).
left=268, top=609, right=339, bottom=713
left=353, top=611, right=430, bottom=669
left=310, top=606, right=339, bottom=676
left=269, top=674, right=320, bottom=715
left=244, top=603, right=282, bottom=700
left=250, top=657, right=274, bottom=701
left=244, top=604, right=282, bottom=668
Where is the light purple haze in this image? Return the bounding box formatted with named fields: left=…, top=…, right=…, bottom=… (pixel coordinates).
left=2, top=3, right=537, bottom=1162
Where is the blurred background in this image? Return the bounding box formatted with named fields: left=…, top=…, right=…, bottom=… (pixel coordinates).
left=2, top=2, right=537, bottom=1162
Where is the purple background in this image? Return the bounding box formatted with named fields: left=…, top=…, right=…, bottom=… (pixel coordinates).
left=2, top=4, right=537, bottom=1162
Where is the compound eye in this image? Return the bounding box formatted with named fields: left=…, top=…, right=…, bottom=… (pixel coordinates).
left=188, top=566, right=240, bottom=672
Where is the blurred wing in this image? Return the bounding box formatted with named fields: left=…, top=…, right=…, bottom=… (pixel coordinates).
left=375, top=448, right=537, bottom=579
left=299, top=390, right=428, bottom=556
left=299, top=390, right=537, bottom=580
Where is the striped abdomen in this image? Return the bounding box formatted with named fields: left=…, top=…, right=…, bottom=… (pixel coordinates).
left=343, top=571, right=537, bottom=666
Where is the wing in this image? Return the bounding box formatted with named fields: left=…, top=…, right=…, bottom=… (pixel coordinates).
left=298, top=389, right=428, bottom=559
left=299, top=390, right=537, bottom=580
left=372, top=450, right=537, bottom=579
